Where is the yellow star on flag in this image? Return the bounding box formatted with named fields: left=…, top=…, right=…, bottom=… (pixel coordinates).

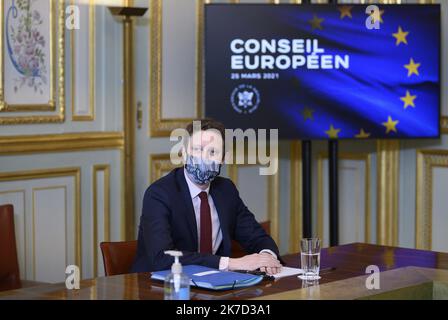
left=302, top=107, right=315, bottom=121
left=392, top=26, right=409, bottom=46
left=325, top=124, right=341, bottom=139
left=338, top=6, right=353, bottom=19
left=382, top=116, right=399, bottom=134
left=404, top=58, right=421, bottom=77
left=400, top=90, right=417, bottom=109
left=309, top=14, right=324, bottom=30
left=355, top=128, right=371, bottom=139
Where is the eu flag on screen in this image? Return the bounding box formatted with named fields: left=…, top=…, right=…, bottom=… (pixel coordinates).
left=204, top=4, right=441, bottom=139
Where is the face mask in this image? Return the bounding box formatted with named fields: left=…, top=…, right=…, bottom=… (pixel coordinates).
left=184, top=154, right=221, bottom=185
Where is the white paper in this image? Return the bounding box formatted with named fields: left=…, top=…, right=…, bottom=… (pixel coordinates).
left=273, top=267, right=304, bottom=279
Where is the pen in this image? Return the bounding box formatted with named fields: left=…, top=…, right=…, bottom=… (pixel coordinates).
left=233, top=270, right=275, bottom=281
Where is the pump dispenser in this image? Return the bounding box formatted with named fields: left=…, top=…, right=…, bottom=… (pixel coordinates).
left=163, top=250, right=190, bottom=300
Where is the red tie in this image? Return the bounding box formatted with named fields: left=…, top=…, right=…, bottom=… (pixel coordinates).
left=199, top=191, right=212, bottom=254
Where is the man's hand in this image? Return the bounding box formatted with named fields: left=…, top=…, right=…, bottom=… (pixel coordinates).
left=228, top=252, right=282, bottom=275
left=259, top=252, right=282, bottom=275
left=259, top=266, right=282, bottom=275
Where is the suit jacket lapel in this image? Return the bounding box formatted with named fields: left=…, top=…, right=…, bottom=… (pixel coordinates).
left=210, top=183, right=229, bottom=253
left=176, top=168, right=198, bottom=248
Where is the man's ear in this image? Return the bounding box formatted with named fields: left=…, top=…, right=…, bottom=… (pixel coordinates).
left=181, top=146, right=187, bottom=164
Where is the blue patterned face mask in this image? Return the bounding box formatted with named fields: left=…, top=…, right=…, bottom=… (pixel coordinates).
left=184, top=154, right=221, bottom=185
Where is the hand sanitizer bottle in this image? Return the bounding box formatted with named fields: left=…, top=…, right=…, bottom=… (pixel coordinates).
left=163, top=250, right=190, bottom=300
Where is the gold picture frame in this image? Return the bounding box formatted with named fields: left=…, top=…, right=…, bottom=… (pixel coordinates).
left=0, top=0, right=65, bottom=124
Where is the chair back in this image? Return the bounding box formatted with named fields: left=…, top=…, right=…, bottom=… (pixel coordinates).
left=230, top=221, right=271, bottom=258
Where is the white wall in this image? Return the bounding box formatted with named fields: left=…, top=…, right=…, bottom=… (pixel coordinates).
left=1, top=0, right=447, bottom=284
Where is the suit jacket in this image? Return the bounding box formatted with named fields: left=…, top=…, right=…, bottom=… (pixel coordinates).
left=131, top=167, right=280, bottom=272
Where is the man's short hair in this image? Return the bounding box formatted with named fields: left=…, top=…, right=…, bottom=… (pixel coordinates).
left=184, top=118, right=226, bottom=156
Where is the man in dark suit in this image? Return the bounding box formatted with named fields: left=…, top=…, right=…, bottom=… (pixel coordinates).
left=131, top=119, right=282, bottom=275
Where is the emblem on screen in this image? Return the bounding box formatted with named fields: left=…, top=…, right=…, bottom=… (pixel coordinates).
left=231, top=84, right=260, bottom=114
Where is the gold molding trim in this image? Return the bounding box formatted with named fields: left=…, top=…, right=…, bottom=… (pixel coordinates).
left=227, top=163, right=238, bottom=184
left=149, top=153, right=181, bottom=184
left=317, top=152, right=371, bottom=244
left=0, top=189, right=26, bottom=276
left=0, top=167, right=81, bottom=279
left=149, top=153, right=281, bottom=248
left=227, top=162, right=280, bottom=246
left=0, top=0, right=65, bottom=124
left=149, top=0, right=203, bottom=137
left=92, top=164, right=110, bottom=277
left=289, top=141, right=302, bottom=253
left=268, top=167, right=280, bottom=246
left=71, top=0, right=95, bottom=121
left=123, top=9, right=136, bottom=240
left=376, top=140, right=399, bottom=246
left=0, top=132, right=124, bottom=154
left=416, top=149, right=448, bottom=250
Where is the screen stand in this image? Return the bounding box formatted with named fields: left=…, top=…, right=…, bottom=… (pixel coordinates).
left=329, top=140, right=339, bottom=246
left=302, top=140, right=312, bottom=238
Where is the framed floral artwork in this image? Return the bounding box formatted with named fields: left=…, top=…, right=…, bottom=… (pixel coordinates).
left=0, top=0, right=65, bottom=125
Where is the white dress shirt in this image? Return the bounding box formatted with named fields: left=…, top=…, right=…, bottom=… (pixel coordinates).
left=183, top=169, right=277, bottom=270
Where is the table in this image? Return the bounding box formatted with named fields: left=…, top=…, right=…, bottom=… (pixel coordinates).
left=1, top=243, right=448, bottom=300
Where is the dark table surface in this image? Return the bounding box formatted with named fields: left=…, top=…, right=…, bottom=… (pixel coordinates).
left=1, top=242, right=447, bottom=300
